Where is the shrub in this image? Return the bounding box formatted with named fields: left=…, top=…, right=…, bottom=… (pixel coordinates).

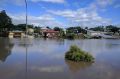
left=65, top=45, right=94, bottom=62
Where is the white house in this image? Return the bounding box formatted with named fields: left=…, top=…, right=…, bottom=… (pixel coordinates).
left=27, top=28, right=34, bottom=34
left=87, top=30, right=102, bottom=37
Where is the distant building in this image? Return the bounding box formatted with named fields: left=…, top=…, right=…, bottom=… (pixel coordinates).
left=27, top=28, right=34, bottom=34
left=8, top=31, right=25, bottom=38
left=63, top=28, right=66, bottom=34
left=41, top=27, right=48, bottom=31
left=87, top=30, right=102, bottom=37
left=87, top=30, right=119, bottom=39
left=41, top=27, right=59, bottom=38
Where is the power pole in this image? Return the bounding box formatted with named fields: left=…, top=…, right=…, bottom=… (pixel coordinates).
left=25, top=0, right=28, bottom=79
left=25, top=0, right=28, bottom=36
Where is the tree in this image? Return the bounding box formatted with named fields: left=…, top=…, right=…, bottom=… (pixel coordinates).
left=106, top=25, right=119, bottom=34
left=14, top=24, right=34, bottom=31
left=66, top=26, right=87, bottom=34
left=54, top=27, right=65, bottom=38
left=53, top=27, right=61, bottom=31
left=34, top=26, right=41, bottom=33
left=46, top=26, right=51, bottom=29
left=14, top=24, right=26, bottom=31
left=85, top=27, right=88, bottom=30
left=89, top=26, right=104, bottom=31
left=0, top=10, right=12, bottom=32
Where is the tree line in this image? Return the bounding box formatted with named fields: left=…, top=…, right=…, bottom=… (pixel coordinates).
left=89, top=25, right=120, bottom=34
left=0, top=10, right=120, bottom=37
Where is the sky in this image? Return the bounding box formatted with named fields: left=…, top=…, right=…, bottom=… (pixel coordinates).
left=0, top=0, right=120, bottom=28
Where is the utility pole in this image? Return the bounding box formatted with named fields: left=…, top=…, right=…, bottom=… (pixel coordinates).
left=25, top=0, right=28, bottom=79
left=25, top=0, right=28, bottom=36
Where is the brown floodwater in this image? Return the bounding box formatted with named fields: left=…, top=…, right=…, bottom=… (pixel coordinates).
left=0, top=37, right=120, bottom=79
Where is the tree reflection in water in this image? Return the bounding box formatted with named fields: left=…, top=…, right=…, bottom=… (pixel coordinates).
left=65, top=60, right=93, bottom=73
left=0, top=38, right=14, bottom=62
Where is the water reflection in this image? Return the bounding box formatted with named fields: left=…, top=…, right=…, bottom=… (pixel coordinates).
left=0, top=38, right=14, bottom=62
left=65, top=60, right=92, bottom=73
left=30, top=65, right=64, bottom=73
left=106, top=43, right=120, bottom=49
left=0, top=38, right=120, bottom=79
left=17, top=38, right=33, bottom=47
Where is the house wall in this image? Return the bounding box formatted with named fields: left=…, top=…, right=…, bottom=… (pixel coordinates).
left=8, top=32, right=25, bottom=38
left=91, top=32, right=101, bottom=36
left=87, top=30, right=102, bottom=37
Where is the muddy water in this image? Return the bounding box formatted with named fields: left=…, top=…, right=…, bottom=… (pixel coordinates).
left=0, top=37, right=120, bottom=79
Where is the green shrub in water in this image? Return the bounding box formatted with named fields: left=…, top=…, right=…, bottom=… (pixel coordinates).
left=65, top=45, right=94, bottom=62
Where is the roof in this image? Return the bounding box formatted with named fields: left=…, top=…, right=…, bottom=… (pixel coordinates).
left=87, top=30, right=102, bottom=33
left=42, top=30, right=59, bottom=33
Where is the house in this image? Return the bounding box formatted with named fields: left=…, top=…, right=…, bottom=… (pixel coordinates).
left=27, top=28, right=34, bottom=35
left=87, top=30, right=102, bottom=37
left=41, top=27, right=59, bottom=38
left=8, top=31, right=25, bottom=38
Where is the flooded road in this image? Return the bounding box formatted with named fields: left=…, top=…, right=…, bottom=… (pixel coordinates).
left=0, top=37, right=120, bottom=79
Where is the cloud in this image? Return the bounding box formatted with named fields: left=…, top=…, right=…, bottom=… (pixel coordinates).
left=46, top=0, right=117, bottom=26
left=48, top=10, right=76, bottom=18
left=0, top=0, right=66, bottom=6
left=89, top=0, right=115, bottom=12
left=31, top=66, right=64, bottom=72
left=31, top=0, right=65, bottom=3
left=48, top=8, right=111, bottom=26
left=8, top=13, right=63, bottom=26
left=96, top=0, right=113, bottom=7
left=0, top=0, right=118, bottom=27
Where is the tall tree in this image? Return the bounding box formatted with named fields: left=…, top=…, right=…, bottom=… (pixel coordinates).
left=0, top=10, right=12, bottom=32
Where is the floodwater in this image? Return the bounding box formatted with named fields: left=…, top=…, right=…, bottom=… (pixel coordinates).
left=0, top=37, right=120, bottom=79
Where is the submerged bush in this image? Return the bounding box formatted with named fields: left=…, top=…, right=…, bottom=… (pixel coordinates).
left=65, top=45, right=94, bottom=62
